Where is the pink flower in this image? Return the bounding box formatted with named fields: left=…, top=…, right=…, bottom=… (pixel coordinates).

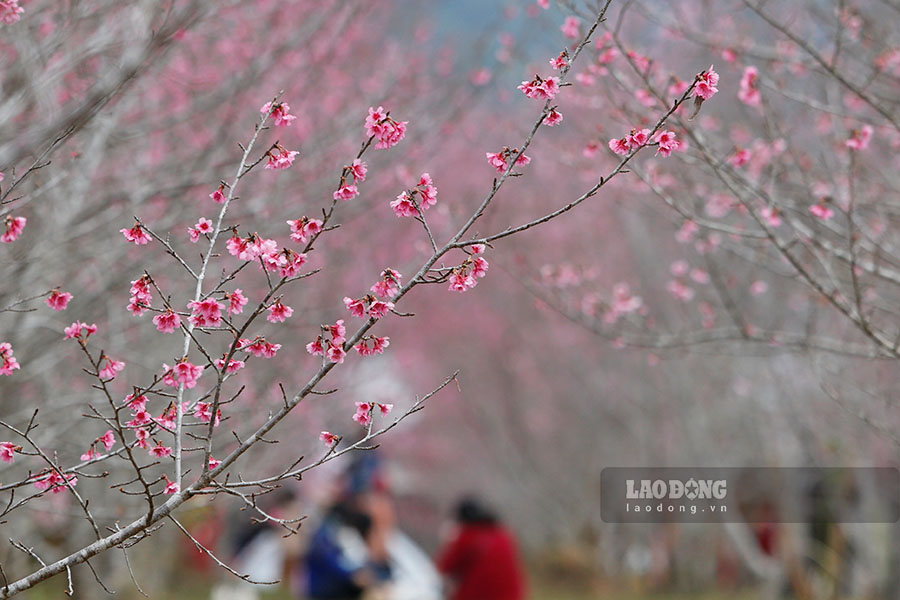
left=845, top=125, right=873, bottom=151
left=266, top=300, right=293, bottom=323
left=0, top=0, right=24, bottom=25
left=365, top=106, right=408, bottom=149
left=265, top=146, right=299, bottom=170
left=187, top=298, right=224, bottom=328
left=653, top=130, right=679, bottom=157
left=128, top=275, right=153, bottom=316
left=46, top=289, right=73, bottom=311
left=260, top=101, right=297, bottom=127
left=391, top=174, right=437, bottom=217
left=750, top=280, right=768, bottom=296
left=127, top=409, right=152, bottom=428
left=278, top=250, right=307, bottom=278
left=545, top=108, right=563, bottom=127
left=371, top=269, right=402, bottom=298
left=518, top=75, right=560, bottom=100
left=561, top=16, right=580, bottom=38
left=550, top=52, right=569, bottom=70
left=0, top=441, right=18, bottom=463
left=208, top=457, right=221, bottom=470
left=1, top=215, right=26, bottom=243
left=188, top=217, right=214, bottom=244
left=356, top=336, right=390, bottom=356
left=378, top=403, right=393, bottom=415
left=352, top=402, right=373, bottom=426
left=226, top=289, right=248, bottom=316
left=163, top=476, right=179, bottom=495
left=34, top=470, right=77, bottom=494
left=666, top=280, right=695, bottom=302
left=628, top=128, right=651, bottom=148
left=287, top=217, right=324, bottom=244
left=244, top=338, right=281, bottom=358
left=149, top=443, right=173, bottom=458
left=126, top=393, right=147, bottom=412
left=485, top=148, right=531, bottom=173
left=344, top=296, right=367, bottom=318
left=368, top=300, right=394, bottom=319
left=349, top=158, right=367, bottom=182
left=153, top=309, right=181, bottom=334
left=100, top=430, right=116, bottom=451
left=608, top=137, right=630, bottom=156
left=320, top=431, right=339, bottom=446
left=810, top=203, right=834, bottom=220
left=306, top=337, right=325, bottom=356
left=120, top=223, right=151, bottom=245
left=194, top=402, right=220, bottom=425
left=729, top=148, right=752, bottom=167
left=63, top=322, right=97, bottom=341
left=333, top=183, right=359, bottom=201
left=326, top=342, right=346, bottom=364
left=738, top=66, right=761, bottom=106
left=214, top=357, right=244, bottom=373
left=99, top=357, right=125, bottom=380
left=134, top=427, right=150, bottom=449
left=694, top=66, right=719, bottom=100
left=162, top=360, right=204, bottom=389
left=329, top=320, right=347, bottom=345
left=449, top=272, right=477, bottom=292
left=209, top=185, right=227, bottom=204
left=760, top=206, right=782, bottom=227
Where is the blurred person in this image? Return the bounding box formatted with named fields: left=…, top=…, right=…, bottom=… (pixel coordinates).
left=437, top=497, right=526, bottom=600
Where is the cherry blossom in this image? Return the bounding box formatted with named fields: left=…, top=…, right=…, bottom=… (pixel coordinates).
left=333, top=183, right=359, bottom=201
left=194, top=402, right=220, bottom=426
left=349, top=158, right=367, bottom=182
left=128, top=275, right=153, bottom=315
left=0, top=0, right=24, bottom=24
left=693, top=65, right=719, bottom=100
left=378, top=403, right=393, bottom=415
left=266, top=300, right=293, bottom=323
left=356, top=336, right=390, bottom=356
left=1, top=215, right=26, bottom=244
left=545, top=108, right=563, bottom=127
left=486, top=147, right=531, bottom=173
left=518, top=75, right=560, bottom=100
left=371, top=269, right=402, bottom=298
left=187, top=298, right=224, bottom=328
left=550, top=51, right=569, bottom=70
left=226, top=289, right=248, bottom=316
left=729, top=148, right=752, bottom=167
left=214, top=357, right=245, bottom=373
left=325, top=342, right=346, bottom=364
left=287, top=216, right=324, bottom=244
left=653, top=130, right=679, bottom=157
left=561, top=16, right=580, bottom=38
left=242, top=338, right=281, bottom=358
left=845, top=125, right=873, bottom=150
left=320, top=431, right=339, bottom=446
left=134, top=428, right=150, bottom=449
left=352, top=402, right=373, bottom=426
left=100, top=430, right=116, bottom=451
left=391, top=173, right=437, bottom=217
left=365, top=106, right=408, bottom=149
left=209, top=185, right=227, bottom=204
left=188, top=217, right=214, bottom=243
left=120, top=223, right=151, bottom=245
left=260, top=101, right=297, bottom=127
left=98, top=356, right=125, bottom=380
left=810, top=203, right=835, bottom=220
left=738, top=66, right=761, bottom=106
left=0, top=441, right=19, bottom=463
left=163, top=476, right=179, bottom=495
left=760, top=206, right=782, bottom=227
left=64, top=321, right=98, bottom=341
left=208, top=457, right=221, bottom=470
left=46, top=289, right=73, bottom=311
left=162, top=359, right=204, bottom=389
left=152, top=309, right=181, bottom=334
left=34, top=470, right=77, bottom=494
left=264, top=145, right=299, bottom=170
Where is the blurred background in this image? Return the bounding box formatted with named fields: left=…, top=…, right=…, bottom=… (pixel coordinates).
left=1, top=0, right=899, bottom=598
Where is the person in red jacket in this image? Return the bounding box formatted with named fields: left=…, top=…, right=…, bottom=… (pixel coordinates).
left=437, top=497, right=527, bottom=600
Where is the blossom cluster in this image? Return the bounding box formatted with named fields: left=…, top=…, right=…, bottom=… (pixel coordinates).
left=449, top=244, right=489, bottom=292
left=486, top=147, right=531, bottom=173
left=390, top=173, right=438, bottom=218
left=351, top=401, right=393, bottom=427
left=518, top=74, right=560, bottom=100
left=0, top=0, right=23, bottom=25
left=307, top=319, right=347, bottom=364
left=1, top=215, right=25, bottom=243
left=0, top=342, right=19, bottom=375
left=365, top=106, right=407, bottom=149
